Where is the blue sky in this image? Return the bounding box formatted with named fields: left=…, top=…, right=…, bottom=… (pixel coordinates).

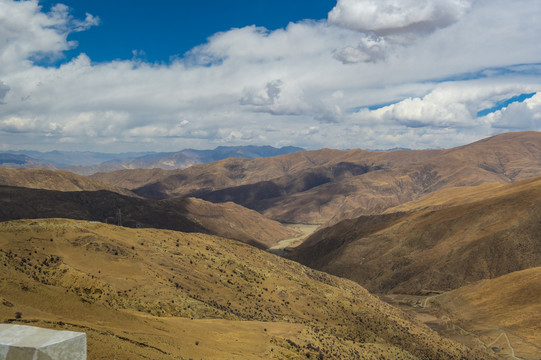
left=0, top=0, right=540, bottom=152
left=38, top=0, right=336, bottom=64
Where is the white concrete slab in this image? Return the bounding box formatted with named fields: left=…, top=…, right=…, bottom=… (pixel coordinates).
left=0, top=324, right=86, bottom=360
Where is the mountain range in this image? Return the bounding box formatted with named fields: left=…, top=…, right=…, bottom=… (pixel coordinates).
left=0, top=167, right=304, bottom=248
left=0, top=145, right=304, bottom=175
left=289, top=176, right=541, bottom=294
left=3, top=131, right=541, bottom=358
left=91, top=131, right=541, bottom=225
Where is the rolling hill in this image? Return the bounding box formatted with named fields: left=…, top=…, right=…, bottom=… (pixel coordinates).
left=288, top=176, right=541, bottom=294
left=0, top=168, right=136, bottom=197
left=431, top=267, right=541, bottom=359
left=0, top=186, right=299, bottom=249
left=91, top=147, right=441, bottom=223
left=0, top=219, right=491, bottom=359
left=91, top=131, right=541, bottom=224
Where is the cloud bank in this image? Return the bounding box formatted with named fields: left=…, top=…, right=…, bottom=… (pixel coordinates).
left=328, top=0, right=471, bottom=35
left=0, top=0, right=540, bottom=152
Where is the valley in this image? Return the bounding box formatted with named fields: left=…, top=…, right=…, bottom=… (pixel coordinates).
left=381, top=267, right=541, bottom=359
left=2, top=131, right=541, bottom=359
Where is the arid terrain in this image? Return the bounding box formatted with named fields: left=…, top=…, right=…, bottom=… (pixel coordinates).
left=289, top=176, right=541, bottom=294
left=0, top=186, right=299, bottom=249
left=92, top=131, right=541, bottom=224
left=382, top=267, right=541, bottom=360
left=0, top=168, right=136, bottom=196
left=2, top=131, right=541, bottom=359
left=0, top=219, right=490, bottom=359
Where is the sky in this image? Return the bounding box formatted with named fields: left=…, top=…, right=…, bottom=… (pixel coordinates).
left=0, top=0, right=540, bottom=152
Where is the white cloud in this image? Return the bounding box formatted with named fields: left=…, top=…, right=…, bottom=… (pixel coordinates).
left=486, top=93, right=541, bottom=130
left=355, top=83, right=541, bottom=129
left=240, top=80, right=284, bottom=106
left=0, top=0, right=540, bottom=152
left=328, top=0, right=471, bottom=36
left=333, top=36, right=387, bottom=63
left=328, top=0, right=472, bottom=64
left=0, top=0, right=99, bottom=72
left=0, top=116, right=36, bottom=133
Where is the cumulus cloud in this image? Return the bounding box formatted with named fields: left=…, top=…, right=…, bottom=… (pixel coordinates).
left=333, top=36, right=387, bottom=63
left=0, top=116, right=36, bottom=133
left=0, top=0, right=99, bottom=70
left=486, top=93, right=541, bottom=130
left=240, top=80, right=283, bottom=106
left=0, top=0, right=540, bottom=152
left=354, top=84, right=541, bottom=132
left=328, top=0, right=471, bottom=64
left=328, top=0, right=471, bottom=36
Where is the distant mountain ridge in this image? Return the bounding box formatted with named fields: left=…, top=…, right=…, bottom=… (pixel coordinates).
left=2, top=150, right=151, bottom=167
left=0, top=145, right=305, bottom=175
left=100, top=145, right=305, bottom=170
left=92, top=131, right=541, bottom=224
left=0, top=153, right=35, bottom=165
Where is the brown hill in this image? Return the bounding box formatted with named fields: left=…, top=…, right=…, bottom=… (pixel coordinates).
left=0, top=168, right=135, bottom=197
left=90, top=148, right=380, bottom=197
left=0, top=186, right=299, bottom=248
left=0, top=219, right=491, bottom=359
left=91, top=131, right=541, bottom=224
left=91, top=147, right=442, bottom=223
left=289, top=176, right=541, bottom=294
left=431, top=267, right=541, bottom=359
left=88, top=167, right=170, bottom=189
left=264, top=131, right=541, bottom=224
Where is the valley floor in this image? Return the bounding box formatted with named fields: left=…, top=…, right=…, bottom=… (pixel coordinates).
left=381, top=293, right=541, bottom=360
left=267, top=224, right=319, bottom=255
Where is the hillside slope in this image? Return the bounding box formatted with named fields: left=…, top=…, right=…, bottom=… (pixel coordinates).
left=289, top=176, right=541, bottom=294
left=91, top=131, right=541, bottom=224
left=0, top=219, right=491, bottom=359
left=0, top=186, right=299, bottom=248
left=0, top=168, right=135, bottom=197
left=432, top=268, right=541, bottom=359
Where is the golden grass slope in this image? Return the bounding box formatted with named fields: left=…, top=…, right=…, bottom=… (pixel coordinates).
left=290, top=175, right=541, bottom=294
left=178, top=197, right=302, bottom=248
left=0, top=168, right=135, bottom=196
left=0, top=219, right=490, bottom=359
left=432, top=267, right=541, bottom=359
left=0, top=186, right=299, bottom=248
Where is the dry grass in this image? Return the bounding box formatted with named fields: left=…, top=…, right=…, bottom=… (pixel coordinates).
left=291, top=175, right=541, bottom=294
left=432, top=267, right=541, bottom=360
left=0, top=186, right=299, bottom=248
left=0, top=168, right=134, bottom=196
left=0, top=219, right=489, bottom=359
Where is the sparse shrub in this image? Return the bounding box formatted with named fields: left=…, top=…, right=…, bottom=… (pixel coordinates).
left=15, top=311, right=22, bottom=319
left=195, top=341, right=199, bottom=346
